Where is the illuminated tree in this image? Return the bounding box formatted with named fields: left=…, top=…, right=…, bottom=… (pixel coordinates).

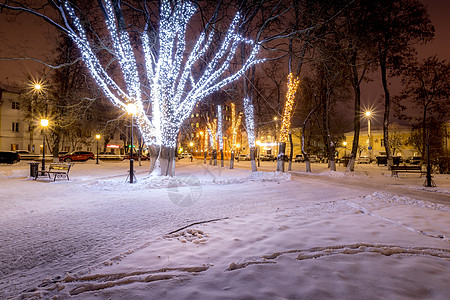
left=207, top=118, right=218, bottom=166
left=2, top=0, right=261, bottom=176
left=217, top=105, right=224, bottom=167
left=229, top=103, right=242, bottom=169
left=277, top=73, right=300, bottom=172
left=243, top=97, right=257, bottom=172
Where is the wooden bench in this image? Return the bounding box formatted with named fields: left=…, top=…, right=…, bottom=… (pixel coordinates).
left=37, top=163, right=73, bottom=181
left=391, top=165, right=425, bottom=177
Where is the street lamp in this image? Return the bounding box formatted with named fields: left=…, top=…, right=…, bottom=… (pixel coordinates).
left=95, top=134, right=101, bottom=164
left=364, top=110, right=373, bottom=160
left=126, top=103, right=137, bottom=183
left=256, top=140, right=261, bottom=167
left=40, top=119, right=48, bottom=171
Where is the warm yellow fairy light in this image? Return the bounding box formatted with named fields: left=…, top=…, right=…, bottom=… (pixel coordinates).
left=230, top=103, right=242, bottom=151
left=207, top=120, right=218, bottom=150
left=280, top=73, right=300, bottom=143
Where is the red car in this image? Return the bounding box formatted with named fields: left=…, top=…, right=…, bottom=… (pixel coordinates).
left=124, top=153, right=150, bottom=160
left=59, top=151, right=95, bottom=162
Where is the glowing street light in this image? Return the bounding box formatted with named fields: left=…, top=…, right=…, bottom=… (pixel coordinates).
left=126, top=103, right=137, bottom=183
left=40, top=119, right=48, bottom=171
left=364, top=110, right=374, bottom=160
left=95, top=134, right=101, bottom=164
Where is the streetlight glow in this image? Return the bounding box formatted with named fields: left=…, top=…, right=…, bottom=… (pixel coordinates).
left=96, top=134, right=101, bottom=139
left=126, top=103, right=137, bottom=115
left=40, top=119, right=48, bottom=127
left=365, top=111, right=371, bottom=117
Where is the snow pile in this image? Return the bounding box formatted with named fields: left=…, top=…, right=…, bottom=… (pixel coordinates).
left=0, top=168, right=27, bottom=178
left=85, top=171, right=290, bottom=191
left=292, top=170, right=368, bottom=178
left=249, top=171, right=291, bottom=182
left=364, top=192, right=450, bottom=212
left=318, top=170, right=368, bottom=178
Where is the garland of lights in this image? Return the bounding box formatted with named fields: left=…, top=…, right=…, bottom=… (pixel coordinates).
left=243, top=97, right=255, bottom=148
left=280, top=73, right=300, bottom=143
left=207, top=119, right=218, bottom=150
left=230, top=103, right=242, bottom=151
left=61, top=0, right=262, bottom=150
left=217, top=105, right=223, bottom=150
left=204, top=126, right=209, bottom=151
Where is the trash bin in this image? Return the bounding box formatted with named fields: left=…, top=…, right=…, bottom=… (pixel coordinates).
left=376, top=156, right=387, bottom=166
left=28, top=162, right=40, bottom=178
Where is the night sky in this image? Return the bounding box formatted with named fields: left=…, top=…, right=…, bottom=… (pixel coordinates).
left=0, top=0, right=449, bottom=111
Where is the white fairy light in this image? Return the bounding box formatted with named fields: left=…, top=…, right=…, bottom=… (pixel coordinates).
left=61, top=0, right=261, bottom=152
left=243, top=97, right=255, bottom=148
left=217, top=105, right=223, bottom=150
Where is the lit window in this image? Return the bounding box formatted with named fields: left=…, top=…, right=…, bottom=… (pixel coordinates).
left=12, top=101, right=20, bottom=110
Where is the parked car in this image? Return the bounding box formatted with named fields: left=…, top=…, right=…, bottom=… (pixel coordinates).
left=98, top=152, right=124, bottom=161
left=238, top=154, right=251, bottom=161
left=178, top=152, right=193, bottom=159
left=59, top=151, right=95, bottom=162
left=308, top=155, right=318, bottom=163
left=358, top=156, right=371, bottom=164
left=259, top=154, right=275, bottom=161
left=125, top=153, right=150, bottom=160
left=276, top=154, right=290, bottom=162
left=294, top=154, right=304, bottom=162
left=0, top=151, right=21, bottom=164
left=15, top=150, right=40, bottom=160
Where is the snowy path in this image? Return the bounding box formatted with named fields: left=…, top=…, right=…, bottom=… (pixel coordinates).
left=0, top=161, right=449, bottom=299
left=0, top=164, right=364, bottom=297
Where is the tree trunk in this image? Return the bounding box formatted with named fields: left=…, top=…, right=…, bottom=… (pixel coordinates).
left=288, top=133, right=293, bottom=171
left=380, top=54, right=393, bottom=169
left=250, top=146, right=257, bottom=172
left=220, top=150, right=224, bottom=167
left=157, top=145, right=176, bottom=176
left=305, top=159, right=311, bottom=172
left=301, top=123, right=311, bottom=173
left=204, top=151, right=207, bottom=164
left=148, top=145, right=160, bottom=174
left=213, top=150, right=217, bottom=166
left=347, top=52, right=361, bottom=172
left=422, top=104, right=428, bottom=159
left=329, top=142, right=336, bottom=171
left=230, top=151, right=235, bottom=169
left=277, top=142, right=285, bottom=172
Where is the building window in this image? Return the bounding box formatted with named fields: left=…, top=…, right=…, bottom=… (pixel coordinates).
left=12, top=101, right=20, bottom=110
left=381, top=139, right=385, bottom=147
left=11, top=144, right=19, bottom=151
left=12, top=122, right=19, bottom=132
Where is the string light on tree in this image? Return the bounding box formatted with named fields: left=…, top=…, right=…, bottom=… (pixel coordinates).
left=217, top=105, right=223, bottom=150
left=280, top=73, right=300, bottom=143
left=58, top=0, right=262, bottom=175
left=243, top=97, right=255, bottom=148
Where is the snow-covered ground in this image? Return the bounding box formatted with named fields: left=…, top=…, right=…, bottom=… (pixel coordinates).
left=0, top=159, right=449, bottom=299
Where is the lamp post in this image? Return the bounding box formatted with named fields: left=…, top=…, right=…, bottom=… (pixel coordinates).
left=126, top=103, right=137, bottom=183
left=95, top=134, right=101, bottom=164
left=364, top=111, right=372, bottom=160
left=256, top=140, right=261, bottom=167
left=40, top=119, right=48, bottom=171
